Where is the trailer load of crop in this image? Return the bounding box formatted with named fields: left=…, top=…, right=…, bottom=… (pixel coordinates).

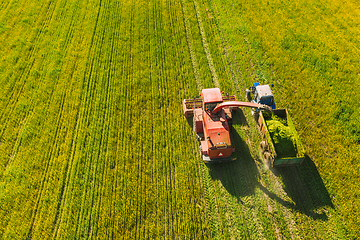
left=246, top=82, right=305, bottom=167
left=266, top=115, right=297, bottom=159
left=265, top=115, right=296, bottom=158
left=258, top=109, right=305, bottom=167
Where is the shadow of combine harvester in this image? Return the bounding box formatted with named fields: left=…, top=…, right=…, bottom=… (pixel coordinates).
left=206, top=110, right=260, bottom=198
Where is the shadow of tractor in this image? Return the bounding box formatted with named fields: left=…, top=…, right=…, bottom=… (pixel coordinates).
left=205, top=110, right=333, bottom=220
left=274, top=155, right=334, bottom=220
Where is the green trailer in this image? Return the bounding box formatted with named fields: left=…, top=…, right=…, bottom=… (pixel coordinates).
left=257, top=109, right=305, bottom=167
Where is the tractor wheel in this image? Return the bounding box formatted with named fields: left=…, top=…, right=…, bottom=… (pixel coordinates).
left=263, top=152, right=273, bottom=167
left=245, top=89, right=252, bottom=101
left=260, top=141, right=268, bottom=153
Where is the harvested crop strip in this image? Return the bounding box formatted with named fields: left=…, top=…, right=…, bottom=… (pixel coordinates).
left=266, top=115, right=297, bottom=158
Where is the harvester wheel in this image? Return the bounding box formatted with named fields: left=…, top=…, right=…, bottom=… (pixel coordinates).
left=260, top=141, right=268, bottom=153
left=196, top=134, right=201, bottom=141
left=245, top=89, right=252, bottom=101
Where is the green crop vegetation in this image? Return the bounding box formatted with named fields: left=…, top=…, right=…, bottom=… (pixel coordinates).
left=266, top=115, right=297, bottom=158
left=0, top=0, right=359, bottom=239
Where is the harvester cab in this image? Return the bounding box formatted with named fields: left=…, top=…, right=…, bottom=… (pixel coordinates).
left=246, top=82, right=276, bottom=115
left=183, top=88, right=271, bottom=163
left=202, top=88, right=223, bottom=112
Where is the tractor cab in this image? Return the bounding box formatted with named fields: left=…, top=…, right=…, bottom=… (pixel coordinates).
left=246, top=83, right=276, bottom=114
left=254, top=85, right=275, bottom=108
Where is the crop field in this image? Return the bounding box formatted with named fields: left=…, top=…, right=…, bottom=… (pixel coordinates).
left=0, top=0, right=359, bottom=239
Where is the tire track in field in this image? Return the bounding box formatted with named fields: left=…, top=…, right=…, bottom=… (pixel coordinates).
left=180, top=0, right=227, bottom=235
left=136, top=1, right=159, bottom=238
left=157, top=1, right=186, bottom=237
left=26, top=91, right=67, bottom=239
left=132, top=1, right=147, bottom=238
left=190, top=0, right=266, bottom=237
left=205, top=0, right=339, bottom=238
left=148, top=0, right=159, bottom=237
left=26, top=41, right=78, bottom=239
left=47, top=7, right=83, bottom=233
left=171, top=0, right=209, bottom=234
left=82, top=27, right=112, bottom=239
left=203, top=0, right=244, bottom=96
left=196, top=2, right=271, bottom=236
left=151, top=0, right=163, bottom=237
left=180, top=0, right=202, bottom=91
left=205, top=0, right=253, bottom=94
left=192, top=0, right=297, bottom=238
left=167, top=1, right=188, bottom=237
left=192, top=0, right=219, bottom=88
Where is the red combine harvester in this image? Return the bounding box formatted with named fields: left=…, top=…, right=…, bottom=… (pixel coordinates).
left=183, top=88, right=271, bottom=163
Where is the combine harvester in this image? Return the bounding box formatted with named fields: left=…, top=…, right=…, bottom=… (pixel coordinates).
left=246, top=83, right=305, bottom=167
left=183, top=88, right=271, bottom=163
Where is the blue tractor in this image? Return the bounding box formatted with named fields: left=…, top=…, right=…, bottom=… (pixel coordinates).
left=246, top=82, right=276, bottom=115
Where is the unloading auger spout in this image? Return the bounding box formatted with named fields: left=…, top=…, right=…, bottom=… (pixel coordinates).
left=212, top=101, right=272, bottom=114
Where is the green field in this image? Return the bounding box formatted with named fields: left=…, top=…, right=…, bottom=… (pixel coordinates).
left=0, top=0, right=359, bottom=239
